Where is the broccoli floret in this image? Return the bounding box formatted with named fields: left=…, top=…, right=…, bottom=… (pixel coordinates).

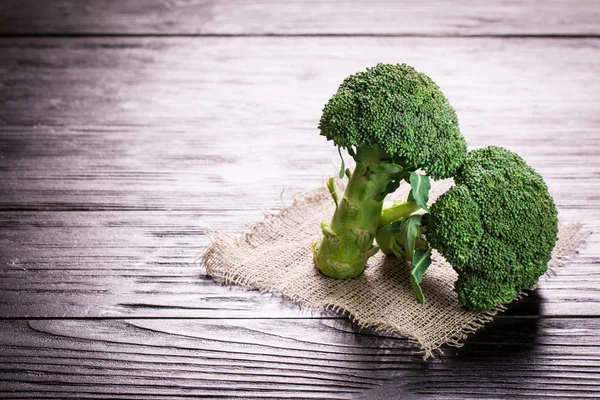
left=428, top=146, right=558, bottom=310
left=377, top=146, right=558, bottom=310
left=313, top=64, right=467, bottom=279
left=319, top=63, right=466, bottom=180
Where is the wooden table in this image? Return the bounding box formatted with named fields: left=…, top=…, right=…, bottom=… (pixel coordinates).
left=1, top=1, right=599, bottom=398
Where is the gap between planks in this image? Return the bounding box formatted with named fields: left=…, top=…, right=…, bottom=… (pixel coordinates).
left=2, top=33, right=600, bottom=39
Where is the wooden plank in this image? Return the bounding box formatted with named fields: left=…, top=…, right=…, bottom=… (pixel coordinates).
left=0, top=0, right=599, bottom=36
left=0, top=209, right=596, bottom=318
left=0, top=318, right=599, bottom=398
left=0, top=37, right=598, bottom=318
left=1, top=127, right=599, bottom=210
left=0, top=37, right=599, bottom=211
left=0, top=6, right=597, bottom=400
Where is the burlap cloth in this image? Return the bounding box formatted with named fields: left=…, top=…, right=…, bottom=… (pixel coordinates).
left=202, top=180, right=589, bottom=358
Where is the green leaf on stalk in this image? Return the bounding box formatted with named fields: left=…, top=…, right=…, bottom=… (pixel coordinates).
left=410, top=247, right=432, bottom=305
left=347, top=146, right=361, bottom=162
left=390, top=241, right=408, bottom=260
left=385, top=214, right=423, bottom=252
left=370, top=164, right=405, bottom=176
left=386, top=220, right=403, bottom=234
left=400, top=214, right=423, bottom=259
left=409, top=172, right=431, bottom=212
left=327, top=177, right=341, bottom=207
left=338, top=147, right=345, bottom=179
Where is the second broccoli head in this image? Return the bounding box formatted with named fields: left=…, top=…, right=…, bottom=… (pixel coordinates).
left=312, top=63, right=467, bottom=279
left=427, top=146, right=559, bottom=310
left=378, top=146, right=559, bottom=310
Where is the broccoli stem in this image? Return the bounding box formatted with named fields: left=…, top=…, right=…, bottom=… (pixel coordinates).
left=378, top=201, right=422, bottom=228
left=313, top=145, right=397, bottom=279
left=376, top=201, right=423, bottom=258
left=376, top=221, right=428, bottom=259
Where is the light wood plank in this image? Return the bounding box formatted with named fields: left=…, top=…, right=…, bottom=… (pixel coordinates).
left=0, top=3, right=598, bottom=398
left=0, top=37, right=599, bottom=211
left=0, top=209, right=596, bottom=318
left=0, top=0, right=599, bottom=36
left=0, top=37, right=598, bottom=319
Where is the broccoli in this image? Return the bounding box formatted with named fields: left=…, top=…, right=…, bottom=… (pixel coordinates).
left=377, top=146, right=559, bottom=310
left=312, top=63, right=467, bottom=279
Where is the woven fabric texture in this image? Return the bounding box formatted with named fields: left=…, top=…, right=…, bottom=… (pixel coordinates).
left=203, top=181, right=588, bottom=358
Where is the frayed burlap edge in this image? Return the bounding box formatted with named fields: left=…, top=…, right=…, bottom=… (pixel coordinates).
left=201, top=186, right=590, bottom=360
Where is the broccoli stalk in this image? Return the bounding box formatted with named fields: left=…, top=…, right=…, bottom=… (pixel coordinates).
left=376, top=200, right=426, bottom=261
left=313, top=63, right=467, bottom=279
left=377, top=146, right=559, bottom=310
left=376, top=200, right=432, bottom=304
left=314, top=145, right=416, bottom=279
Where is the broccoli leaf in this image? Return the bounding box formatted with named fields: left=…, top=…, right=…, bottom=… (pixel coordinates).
left=411, top=247, right=432, bottom=305
left=338, top=147, right=345, bottom=179
left=327, top=177, right=341, bottom=207
left=409, top=172, right=431, bottom=211
left=385, top=214, right=423, bottom=254
left=386, top=220, right=403, bottom=234
left=400, top=214, right=422, bottom=258
left=370, top=163, right=406, bottom=177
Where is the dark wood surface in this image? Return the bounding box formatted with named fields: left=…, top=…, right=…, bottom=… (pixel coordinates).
left=1, top=0, right=600, bottom=36
left=1, top=1, right=599, bottom=399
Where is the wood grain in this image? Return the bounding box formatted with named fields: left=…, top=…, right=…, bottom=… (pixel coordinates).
left=0, top=0, right=599, bottom=36
left=0, top=37, right=598, bottom=321
left=0, top=318, right=599, bottom=399
left=1, top=6, right=599, bottom=397
left=0, top=209, right=597, bottom=318
left=1, top=37, right=599, bottom=211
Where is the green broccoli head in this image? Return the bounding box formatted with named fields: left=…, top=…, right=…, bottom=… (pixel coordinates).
left=318, top=63, right=466, bottom=180
left=427, top=146, right=559, bottom=310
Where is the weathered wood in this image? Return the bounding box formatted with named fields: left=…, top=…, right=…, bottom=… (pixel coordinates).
left=0, top=318, right=599, bottom=398
left=0, top=209, right=596, bottom=318
left=0, top=38, right=599, bottom=211
left=0, top=37, right=597, bottom=322
left=0, top=0, right=599, bottom=36
left=0, top=19, right=599, bottom=399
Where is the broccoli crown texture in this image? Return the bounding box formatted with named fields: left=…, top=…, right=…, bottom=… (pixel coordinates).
left=427, top=146, right=559, bottom=310
left=318, top=63, right=466, bottom=180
